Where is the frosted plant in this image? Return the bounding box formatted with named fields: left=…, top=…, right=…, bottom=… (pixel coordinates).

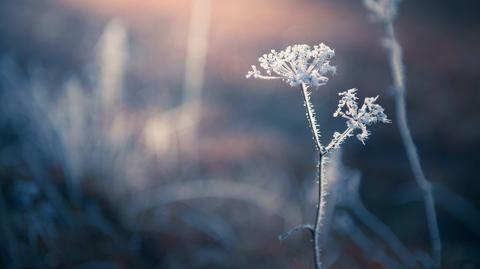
left=247, top=43, right=389, bottom=269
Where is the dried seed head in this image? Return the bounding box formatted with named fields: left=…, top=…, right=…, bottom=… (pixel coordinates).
left=246, top=43, right=336, bottom=88
left=333, top=89, right=390, bottom=145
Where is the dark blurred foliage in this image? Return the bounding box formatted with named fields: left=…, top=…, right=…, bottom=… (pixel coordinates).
left=0, top=0, right=479, bottom=268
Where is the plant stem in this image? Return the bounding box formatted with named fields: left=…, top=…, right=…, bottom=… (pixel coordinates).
left=313, top=153, right=328, bottom=269
left=301, top=84, right=323, bottom=152
left=384, top=21, right=441, bottom=268
left=300, top=83, right=326, bottom=269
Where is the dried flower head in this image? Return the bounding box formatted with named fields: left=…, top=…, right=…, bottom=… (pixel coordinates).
left=333, top=89, right=390, bottom=145
left=246, top=43, right=336, bottom=88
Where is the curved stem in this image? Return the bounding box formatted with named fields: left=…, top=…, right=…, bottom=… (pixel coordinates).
left=384, top=21, right=441, bottom=268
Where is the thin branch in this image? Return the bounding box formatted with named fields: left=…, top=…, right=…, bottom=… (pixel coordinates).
left=298, top=82, right=327, bottom=269
left=278, top=224, right=314, bottom=240
left=383, top=20, right=441, bottom=267
left=300, top=83, right=324, bottom=153
left=324, top=127, right=354, bottom=153
left=334, top=211, right=403, bottom=269
left=251, top=75, right=282, bottom=80
left=312, top=154, right=329, bottom=269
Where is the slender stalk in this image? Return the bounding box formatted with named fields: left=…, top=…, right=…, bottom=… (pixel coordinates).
left=278, top=224, right=314, bottom=240
left=300, top=83, right=327, bottom=269
left=312, top=154, right=329, bottom=269
left=300, top=84, right=324, bottom=152
left=384, top=21, right=441, bottom=268
left=324, top=127, right=354, bottom=153
left=279, top=154, right=328, bottom=269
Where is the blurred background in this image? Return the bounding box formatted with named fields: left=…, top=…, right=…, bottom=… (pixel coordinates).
left=0, top=0, right=479, bottom=268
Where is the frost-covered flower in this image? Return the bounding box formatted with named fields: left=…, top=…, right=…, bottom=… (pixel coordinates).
left=246, top=43, right=336, bottom=88
left=332, top=89, right=390, bottom=145
left=363, top=0, right=402, bottom=22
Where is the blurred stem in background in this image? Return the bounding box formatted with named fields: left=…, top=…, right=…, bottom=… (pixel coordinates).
left=362, top=0, right=441, bottom=267
left=97, top=20, right=127, bottom=119
left=384, top=21, right=441, bottom=268
left=178, top=0, right=212, bottom=166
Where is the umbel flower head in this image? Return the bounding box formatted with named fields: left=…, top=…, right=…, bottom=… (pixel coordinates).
left=246, top=43, right=336, bottom=88
left=333, top=89, right=390, bottom=145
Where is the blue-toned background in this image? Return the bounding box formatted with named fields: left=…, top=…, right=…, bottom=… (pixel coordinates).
left=0, top=0, right=479, bottom=268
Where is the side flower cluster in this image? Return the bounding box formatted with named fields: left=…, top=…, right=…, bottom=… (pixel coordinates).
left=333, top=89, right=390, bottom=145
left=246, top=43, right=336, bottom=88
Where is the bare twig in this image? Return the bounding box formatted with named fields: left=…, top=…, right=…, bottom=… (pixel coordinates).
left=384, top=20, right=441, bottom=268
left=362, top=1, right=442, bottom=266
left=300, top=83, right=324, bottom=152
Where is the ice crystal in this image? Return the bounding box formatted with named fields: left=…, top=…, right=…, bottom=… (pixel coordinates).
left=246, top=43, right=336, bottom=88
left=333, top=89, right=390, bottom=145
